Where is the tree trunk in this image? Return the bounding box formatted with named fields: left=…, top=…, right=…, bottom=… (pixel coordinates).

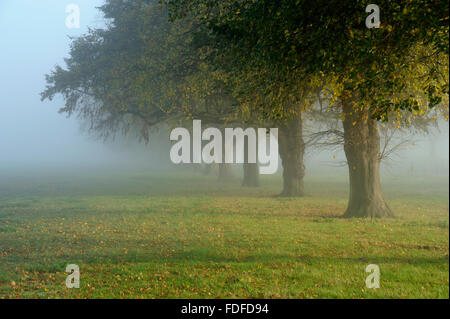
left=242, top=163, right=260, bottom=187
left=278, top=112, right=305, bottom=197
left=218, top=127, right=233, bottom=182
left=242, top=133, right=260, bottom=187
left=218, top=163, right=233, bottom=181
left=203, top=164, right=213, bottom=175
left=342, top=100, right=394, bottom=218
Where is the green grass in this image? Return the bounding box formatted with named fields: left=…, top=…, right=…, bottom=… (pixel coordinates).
left=0, top=168, right=448, bottom=299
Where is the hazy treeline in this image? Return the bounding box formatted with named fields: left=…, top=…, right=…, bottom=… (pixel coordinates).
left=24, top=0, right=450, bottom=217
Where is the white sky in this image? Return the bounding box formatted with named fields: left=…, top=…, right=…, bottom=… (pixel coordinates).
left=0, top=0, right=117, bottom=165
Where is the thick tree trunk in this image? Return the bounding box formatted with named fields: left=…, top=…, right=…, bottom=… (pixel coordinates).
left=242, top=163, right=260, bottom=187
left=218, top=163, right=233, bottom=181
left=218, top=127, right=233, bottom=182
left=203, top=164, right=213, bottom=175
left=242, top=134, right=260, bottom=187
left=342, top=101, right=394, bottom=218
left=278, top=112, right=305, bottom=197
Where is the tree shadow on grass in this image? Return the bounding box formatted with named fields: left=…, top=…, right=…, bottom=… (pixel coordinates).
left=16, top=246, right=449, bottom=274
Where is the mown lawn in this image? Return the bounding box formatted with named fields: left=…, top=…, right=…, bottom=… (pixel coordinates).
left=0, top=168, right=448, bottom=298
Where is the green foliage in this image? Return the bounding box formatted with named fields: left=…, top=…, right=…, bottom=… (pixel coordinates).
left=166, top=0, right=449, bottom=120
left=41, top=0, right=449, bottom=144
left=41, top=0, right=243, bottom=142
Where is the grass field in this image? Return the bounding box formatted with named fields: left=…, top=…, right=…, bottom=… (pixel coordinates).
left=0, top=166, right=448, bottom=299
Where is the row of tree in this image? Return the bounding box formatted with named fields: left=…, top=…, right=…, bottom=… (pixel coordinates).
left=42, top=0, right=449, bottom=218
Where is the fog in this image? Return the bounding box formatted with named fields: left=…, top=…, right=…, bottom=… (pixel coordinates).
left=0, top=0, right=120, bottom=168
left=1, top=1, right=448, bottom=301
left=306, top=123, right=449, bottom=178
left=0, top=0, right=448, bottom=179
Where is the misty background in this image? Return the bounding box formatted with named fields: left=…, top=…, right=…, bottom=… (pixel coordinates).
left=0, top=0, right=448, bottom=179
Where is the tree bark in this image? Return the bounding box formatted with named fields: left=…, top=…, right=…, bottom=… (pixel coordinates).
left=202, top=164, right=213, bottom=175
left=218, top=127, right=233, bottom=182
left=218, top=163, right=233, bottom=181
left=242, top=163, right=260, bottom=187
left=278, top=112, right=305, bottom=197
left=342, top=100, right=394, bottom=218
left=242, top=133, right=260, bottom=187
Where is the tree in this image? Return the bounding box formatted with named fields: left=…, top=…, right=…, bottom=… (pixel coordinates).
left=167, top=1, right=324, bottom=196
left=242, top=133, right=260, bottom=187
left=340, top=44, right=448, bottom=217
left=42, top=1, right=247, bottom=170
left=166, top=0, right=449, bottom=215
left=41, top=1, right=182, bottom=141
